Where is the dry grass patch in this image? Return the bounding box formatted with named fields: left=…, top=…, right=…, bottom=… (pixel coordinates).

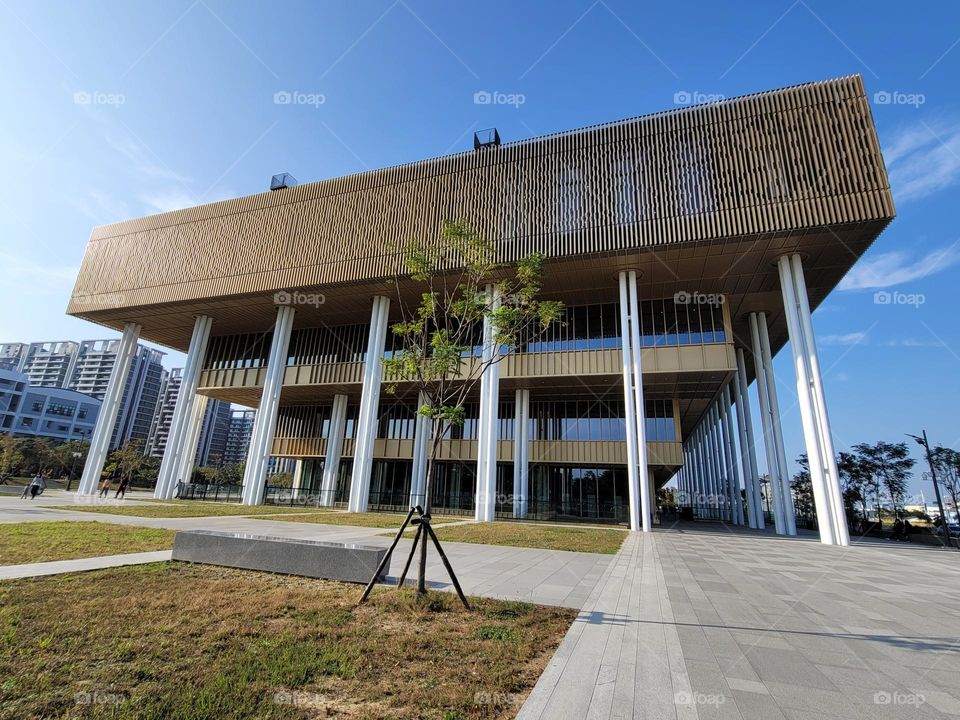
left=429, top=522, right=627, bottom=554
left=0, top=522, right=175, bottom=565
left=41, top=501, right=331, bottom=519
left=0, top=562, right=573, bottom=719
left=269, top=511, right=460, bottom=529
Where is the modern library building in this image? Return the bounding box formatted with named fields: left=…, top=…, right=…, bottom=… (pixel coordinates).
left=69, top=75, right=894, bottom=545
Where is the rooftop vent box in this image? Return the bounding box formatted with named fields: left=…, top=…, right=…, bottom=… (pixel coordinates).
left=270, top=172, right=297, bottom=191
left=473, top=128, right=501, bottom=150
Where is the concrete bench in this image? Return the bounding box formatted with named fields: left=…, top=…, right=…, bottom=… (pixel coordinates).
left=171, top=530, right=387, bottom=583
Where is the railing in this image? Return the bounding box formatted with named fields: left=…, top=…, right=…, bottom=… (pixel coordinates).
left=175, top=482, right=243, bottom=502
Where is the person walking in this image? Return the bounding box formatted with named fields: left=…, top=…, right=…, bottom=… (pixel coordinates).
left=28, top=472, right=46, bottom=500
left=99, top=476, right=112, bottom=499
left=20, top=473, right=40, bottom=499
left=115, top=474, right=130, bottom=499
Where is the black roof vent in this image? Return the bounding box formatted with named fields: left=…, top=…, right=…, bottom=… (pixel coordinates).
left=473, top=128, right=501, bottom=150
left=270, top=172, right=297, bottom=191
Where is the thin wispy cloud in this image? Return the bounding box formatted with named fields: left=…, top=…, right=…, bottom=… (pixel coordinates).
left=103, top=132, right=192, bottom=184
left=140, top=188, right=234, bottom=215
left=70, top=189, right=133, bottom=224
left=818, top=331, right=868, bottom=346
left=0, top=251, right=79, bottom=296
left=839, top=243, right=960, bottom=290
left=883, top=119, right=960, bottom=202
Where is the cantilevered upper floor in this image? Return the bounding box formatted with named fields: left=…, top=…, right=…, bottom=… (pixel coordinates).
left=67, top=75, right=894, bottom=360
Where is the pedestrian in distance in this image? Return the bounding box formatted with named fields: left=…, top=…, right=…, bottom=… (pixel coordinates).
left=99, top=476, right=111, bottom=499
left=28, top=472, right=46, bottom=500
left=115, top=474, right=130, bottom=499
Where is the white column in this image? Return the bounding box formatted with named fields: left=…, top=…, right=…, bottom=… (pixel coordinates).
left=241, top=305, right=295, bottom=505
left=154, top=315, right=213, bottom=499
left=733, top=349, right=763, bottom=529
left=789, top=254, right=849, bottom=545
left=778, top=256, right=848, bottom=545
left=349, top=297, right=390, bottom=513
left=749, top=313, right=787, bottom=534
left=758, top=312, right=797, bottom=535
left=320, top=393, right=347, bottom=507
left=409, top=391, right=430, bottom=508
left=721, top=384, right=744, bottom=525
left=175, top=394, right=208, bottom=495
left=627, top=271, right=652, bottom=532
left=512, top=388, right=530, bottom=518
left=292, top=459, right=304, bottom=495
left=475, top=285, right=501, bottom=523
left=709, top=404, right=729, bottom=521
left=78, top=322, right=141, bottom=495
left=618, top=272, right=642, bottom=531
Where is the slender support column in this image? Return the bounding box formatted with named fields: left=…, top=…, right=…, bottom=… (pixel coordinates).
left=176, top=394, right=208, bottom=494
left=721, top=385, right=744, bottom=525
left=749, top=313, right=787, bottom=534
left=733, top=350, right=763, bottom=529
left=292, top=459, right=304, bottom=495
left=154, top=315, right=212, bottom=499
left=758, top=312, right=797, bottom=535
left=627, top=271, right=652, bottom=532
left=709, top=404, right=728, bottom=521
left=349, top=297, right=390, bottom=513
left=789, top=255, right=850, bottom=545
left=409, top=391, right=430, bottom=508
left=241, top=305, right=296, bottom=505
left=512, top=388, right=530, bottom=518
left=78, top=323, right=142, bottom=495
left=320, top=394, right=347, bottom=506
left=618, top=272, right=642, bottom=531
left=475, top=285, right=501, bottom=523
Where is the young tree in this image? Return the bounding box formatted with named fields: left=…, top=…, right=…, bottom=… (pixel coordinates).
left=930, top=446, right=960, bottom=525
left=837, top=450, right=869, bottom=531
left=853, top=441, right=915, bottom=531
left=0, top=434, right=24, bottom=482
left=47, top=440, right=90, bottom=490
left=104, top=440, right=148, bottom=486
left=381, top=219, right=563, bottom=599
left=791, top=453, right=815, bottom=520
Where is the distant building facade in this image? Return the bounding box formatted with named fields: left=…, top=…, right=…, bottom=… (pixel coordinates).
left=223, top=408, right=255, bottom=465
left=0, top=369, right=101, bottom=442
left=0, top=338, right=165, bottom=451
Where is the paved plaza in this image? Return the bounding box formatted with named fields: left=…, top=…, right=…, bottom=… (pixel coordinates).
left=2, top=493, right=959, bottom=718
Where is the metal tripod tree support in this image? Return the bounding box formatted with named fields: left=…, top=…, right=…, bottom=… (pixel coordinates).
left=357, top=506, right=471, bottom=609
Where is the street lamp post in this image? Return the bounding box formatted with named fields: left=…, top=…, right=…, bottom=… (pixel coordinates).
left=907, top=431, right=955, bottom=550
left=66, top=451, right=82, bottom=492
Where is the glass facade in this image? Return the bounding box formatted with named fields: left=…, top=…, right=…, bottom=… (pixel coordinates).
left=203, top=299, right=728, bottom=370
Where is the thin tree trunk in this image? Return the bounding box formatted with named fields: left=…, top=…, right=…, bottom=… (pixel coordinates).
left=416, top=427, right=442, bottom=598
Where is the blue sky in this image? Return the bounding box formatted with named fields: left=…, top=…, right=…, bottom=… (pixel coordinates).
left=1, top=0, right=958, bottom=496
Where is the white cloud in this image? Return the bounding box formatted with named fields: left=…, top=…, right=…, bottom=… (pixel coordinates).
left=140, top=190, right=198, bottom=214
left=0, top=251, right=78, bottom=296
left=103, top=132, right=192, bottom=184
left=883, top=120, right=960, bottom=203
left=70, top=189, right=132, bottom=224
left=839, top=243, right=960, bottom=290
left=882, top=337, right=945, bottom=348
left=818, top=332, right=868, bottom=346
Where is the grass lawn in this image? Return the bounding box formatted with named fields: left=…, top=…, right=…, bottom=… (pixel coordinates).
left=426, top=522, right=627, bottom=554
left=0, top=563, right=574, bottom=719
left=269, top=511, right=461, bottom=529
left=0, top=522, right=175, bottom=565
left=41, top=501, right=333, bottom=519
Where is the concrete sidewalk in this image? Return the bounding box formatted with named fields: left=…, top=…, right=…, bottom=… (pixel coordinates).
left=520, top=528, right=960, bottom=720
left=0, top=550, right=173, bottom=580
